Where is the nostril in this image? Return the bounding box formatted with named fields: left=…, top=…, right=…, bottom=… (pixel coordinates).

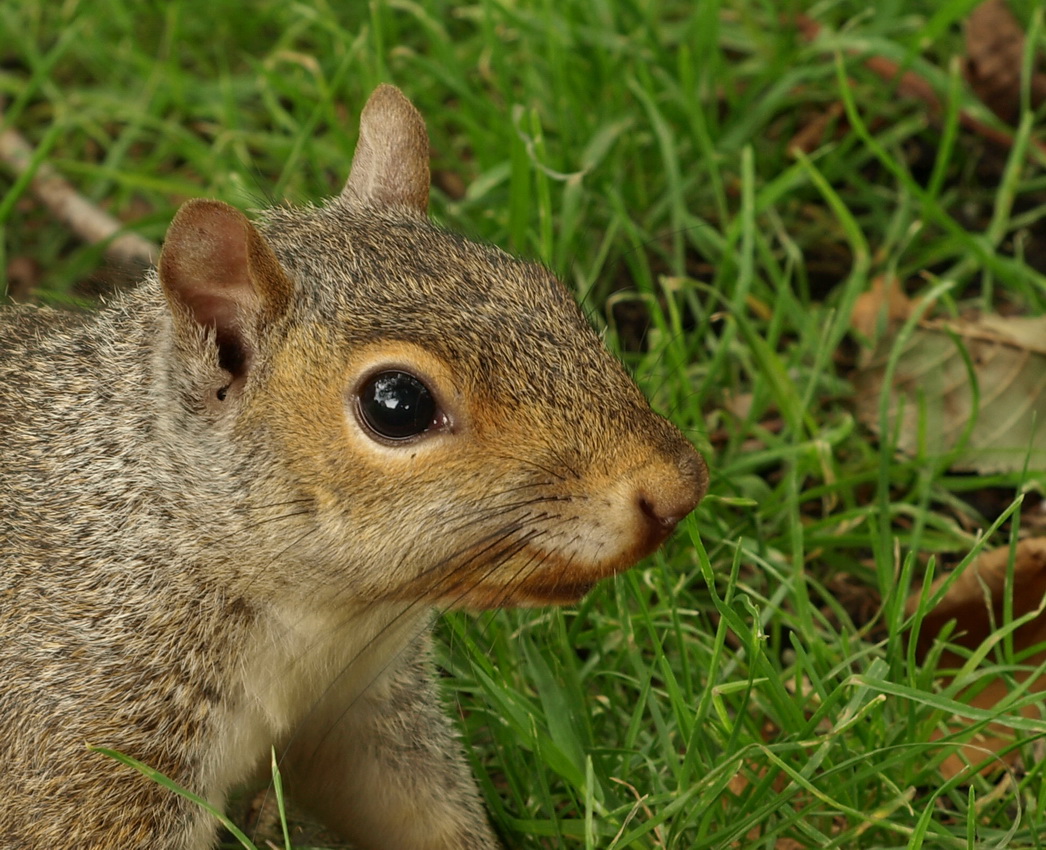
left=638, top=494, right=683, bottom=532
left=631, top=444, right=707, bottom=552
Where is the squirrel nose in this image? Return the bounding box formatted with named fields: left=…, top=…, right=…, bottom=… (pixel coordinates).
left=635, top=449, right=708, bottom=544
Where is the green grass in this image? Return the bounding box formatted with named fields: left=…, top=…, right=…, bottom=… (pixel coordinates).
left=5, top=0, right=1046, bottom=847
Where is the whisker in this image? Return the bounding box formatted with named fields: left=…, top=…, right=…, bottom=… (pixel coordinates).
left=240, top=509, right=312, bottom=531
left=488, top=450, right=572, bottom=482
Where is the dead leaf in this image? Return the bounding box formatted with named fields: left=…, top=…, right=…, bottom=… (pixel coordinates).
left=908, top=539, right=1046, bottom=778
left=863, top=55, right=943, bottom=115
left=725, top=758, right=799, bottom=848
left=850, top=275, right=917, bottom=342
left=795, top=11, right=1046, bottom=160
left=852, top=311, right=1046, bottom=474
left=910, top=539, right=1046, bottom=658
left=965, top=0, right=1046, bottom=124
left=723, top=391, right=755, bottom=421
left=787, top=101, right=846, bottom=155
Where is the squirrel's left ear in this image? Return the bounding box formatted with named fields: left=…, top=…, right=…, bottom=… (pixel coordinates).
left=159, top=199, right=293, bottom=380
left=341, top=84, right=430, bottom=216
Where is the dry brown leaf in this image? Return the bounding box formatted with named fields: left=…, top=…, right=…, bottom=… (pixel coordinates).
left=726, top=760, right=799, bottom=848
left=907, top=539, right=1046, bottom=778
left=863, top=55, right=943, bottom=114
left=852, top=310, right=1046, bottom=474
left=910, top=539, right=1046, bottom=659
left=723, top=391, right=755, bottom=421
left=787, top=100, right=846, bottom=155
left=795, top=11, right=1046, bottom=160
left=965, top=0, right=1046, bottom=124
left=849, top=275, right=917, bottom=342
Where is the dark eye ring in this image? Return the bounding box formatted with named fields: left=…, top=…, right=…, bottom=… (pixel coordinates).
left=356, top=370, right=442, bottom=441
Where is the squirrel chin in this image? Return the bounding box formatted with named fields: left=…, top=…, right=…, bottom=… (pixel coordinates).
left=439, top=580, right=599, bottom=610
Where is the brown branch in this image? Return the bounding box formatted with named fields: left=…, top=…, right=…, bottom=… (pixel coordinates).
left=0, top=122, right=160, bottom=268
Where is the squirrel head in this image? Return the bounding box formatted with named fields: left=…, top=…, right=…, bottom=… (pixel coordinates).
left=156, top=85, right=707, bottom=609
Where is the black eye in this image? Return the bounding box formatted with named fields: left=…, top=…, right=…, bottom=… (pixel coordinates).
left=357, top=370, right=439, bottom=441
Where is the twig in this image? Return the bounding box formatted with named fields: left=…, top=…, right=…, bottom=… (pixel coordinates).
left=0, top=122, right=159, bottom=267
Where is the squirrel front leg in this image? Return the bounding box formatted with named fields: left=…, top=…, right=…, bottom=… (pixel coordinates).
left=282, top=632, right=503, bottom=850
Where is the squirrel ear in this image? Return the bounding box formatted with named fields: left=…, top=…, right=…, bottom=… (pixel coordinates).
left=341, top=84, right=430, bottom=216
left=159, top=199, right=293, bottom=379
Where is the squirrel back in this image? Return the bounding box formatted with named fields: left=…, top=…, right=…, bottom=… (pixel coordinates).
left=0, top=85, right=707, bottom=849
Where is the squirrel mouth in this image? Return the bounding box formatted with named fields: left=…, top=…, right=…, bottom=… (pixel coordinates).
left=393, top=534, right=664, bottom=610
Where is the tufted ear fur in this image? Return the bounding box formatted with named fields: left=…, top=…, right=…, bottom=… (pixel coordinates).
left=341, top=84, right=430, bottom=216
left=159, top=199, right=293, bottom=381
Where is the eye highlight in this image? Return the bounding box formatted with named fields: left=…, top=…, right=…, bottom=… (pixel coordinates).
left=356, top=370, right=441, bottom=441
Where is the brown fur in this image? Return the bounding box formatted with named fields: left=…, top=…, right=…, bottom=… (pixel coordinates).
left=0, top=85, right=707, bottom=849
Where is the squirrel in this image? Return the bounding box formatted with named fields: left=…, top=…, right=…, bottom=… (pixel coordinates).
left=0, top=84, right=708, bottom=850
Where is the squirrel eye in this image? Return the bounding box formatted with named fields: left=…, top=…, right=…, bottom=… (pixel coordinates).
left=356, top=370, right=439, bottom=441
